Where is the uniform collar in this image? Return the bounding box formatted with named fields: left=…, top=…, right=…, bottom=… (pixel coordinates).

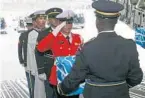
left=98, top=31, right=117, bottom=38
left=61, top=32, right=72, bottom=43
left=99, top=30, right=115, bottom=33
left=34, top=28, right=43, bottom=32
left=61, top=32, right=72, bottom=38
left=51, top=27, right=55, bottom=31
left=48, top=26, right=56, bottom=33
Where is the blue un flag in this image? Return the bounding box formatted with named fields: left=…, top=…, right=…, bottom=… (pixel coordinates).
left=55, top=56, right=85, bottom=96
left=135, top=27, right=145, bottom=49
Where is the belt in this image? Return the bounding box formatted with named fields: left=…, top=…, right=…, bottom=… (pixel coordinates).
left=44, top=54, right=54, bottom=58
left=86, top=79, right=126, bottom=87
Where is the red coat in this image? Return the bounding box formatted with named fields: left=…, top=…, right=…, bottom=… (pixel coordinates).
left=37, top=32, right=82, bottom=85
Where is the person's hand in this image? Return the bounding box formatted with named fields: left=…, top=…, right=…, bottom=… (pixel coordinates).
left=21, top=64, right=26, bottom=67
left=57, top=83, right=67, bottom=96
left=52, top=21, right=66, bottom=36
left=38, top=73, right=47, bottom=81
left=57, top=84, right=61, bottom=94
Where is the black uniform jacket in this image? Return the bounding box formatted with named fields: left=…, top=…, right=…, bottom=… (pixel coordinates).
left=18, top=29, right=32, bottom=66
left=59, top=32, right=143, bottom=98
left=35, top=27, right=54, bottom=77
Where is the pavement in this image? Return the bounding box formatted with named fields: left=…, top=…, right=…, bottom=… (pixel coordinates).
left=0, top=76, right=145, bottom=98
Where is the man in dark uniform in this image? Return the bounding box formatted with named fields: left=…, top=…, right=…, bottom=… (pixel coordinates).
left=35, top=8, right=63, bottom=98
left=46, top=8, right=63, bottom=32
left=18, top=16, right=34, bottom=66
left=36, top=7, right=63, bottom=77
left=18, top=15, right=34, bottom=98
left=57, top=1, right=143, bottom=98
left=37, top=8, right=63, bottom=41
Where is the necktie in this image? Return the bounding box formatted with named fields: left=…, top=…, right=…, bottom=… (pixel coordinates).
left=66, top=36, right=70, bottom=44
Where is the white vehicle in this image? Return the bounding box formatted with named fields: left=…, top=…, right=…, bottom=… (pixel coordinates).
left=0, top=17, right=7, bottom=34
left=0, top=29, right=7, bottom=34
left=73, top=13, right=85, bottom=29
left=14, top=19, right=27, bottom=33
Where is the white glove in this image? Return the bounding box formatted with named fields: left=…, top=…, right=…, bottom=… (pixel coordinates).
left=57, top=84, right=61, bottom=94
left=21, top=64, right=25, bottom=67
left=52, top=21, right=66, bottom=36
left=127, top=84, right=133, bottom=88
left=38, top=73, right=47, bottom=81
left=57, top=84, right=66, bottom=96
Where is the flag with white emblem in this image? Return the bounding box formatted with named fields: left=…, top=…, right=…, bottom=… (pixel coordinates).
left=56, top=56, right=85, bottom=96
left=135, top=27, right=145, bottom=49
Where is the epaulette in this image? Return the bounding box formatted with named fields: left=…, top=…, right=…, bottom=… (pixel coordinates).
left=84, top=37, right=96, bottom=45
left=21, top=29, right=33, bottom=35
left=48, top=28, right=53, bottom=33
left=27, top=28, right=36, bottom=33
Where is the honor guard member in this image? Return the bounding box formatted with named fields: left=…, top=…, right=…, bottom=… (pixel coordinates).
left=37, top=8, right=63, bottom=41
left=37, top=10, right=83, bottom=98
left=18, top=16, right=33, bottom=65
left=45, top=7, right=63, bottom=34
left=35, top=8, right=62, bottom=98
left=26, top=10, right=47, bottom=98
left=25, top=17, right=34, bottom=30
left=18, top=14, right=34, bottom=98
left=36, top=8, right=63, bottom=77
left=57, top=1, right=143, bottom=98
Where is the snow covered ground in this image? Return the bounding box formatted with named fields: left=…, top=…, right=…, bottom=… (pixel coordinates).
left=0, top=27, right=26, bottom=81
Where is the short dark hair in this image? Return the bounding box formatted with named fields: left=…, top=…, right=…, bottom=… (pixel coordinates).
left=96, top=17, right=118, bottom=31
left=32, top=14, right=46, bottom=21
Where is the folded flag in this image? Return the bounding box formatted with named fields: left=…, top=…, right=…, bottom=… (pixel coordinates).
left=56, top=56, right=85, bottom=96
left=135, top=27, right=145, bottom=49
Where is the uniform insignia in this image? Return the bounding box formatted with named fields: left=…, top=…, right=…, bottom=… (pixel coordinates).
left=77, top=45, right=82, bottom=51
left=75, top=43, right=79, bottom=46
left=90, top=37, right=96, bottom=41
left=83, top=37, right=96, bottom=46
left=86, top=37, right=96, bottom=43
left=59, top=41, right=64, bottom=44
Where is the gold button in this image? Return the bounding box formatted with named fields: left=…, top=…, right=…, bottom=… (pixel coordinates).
left=68, top=48, right=71, bottom=50
left=68, top=54, right=71, bottom=56
left=60, top=47, right=62, bottom=49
